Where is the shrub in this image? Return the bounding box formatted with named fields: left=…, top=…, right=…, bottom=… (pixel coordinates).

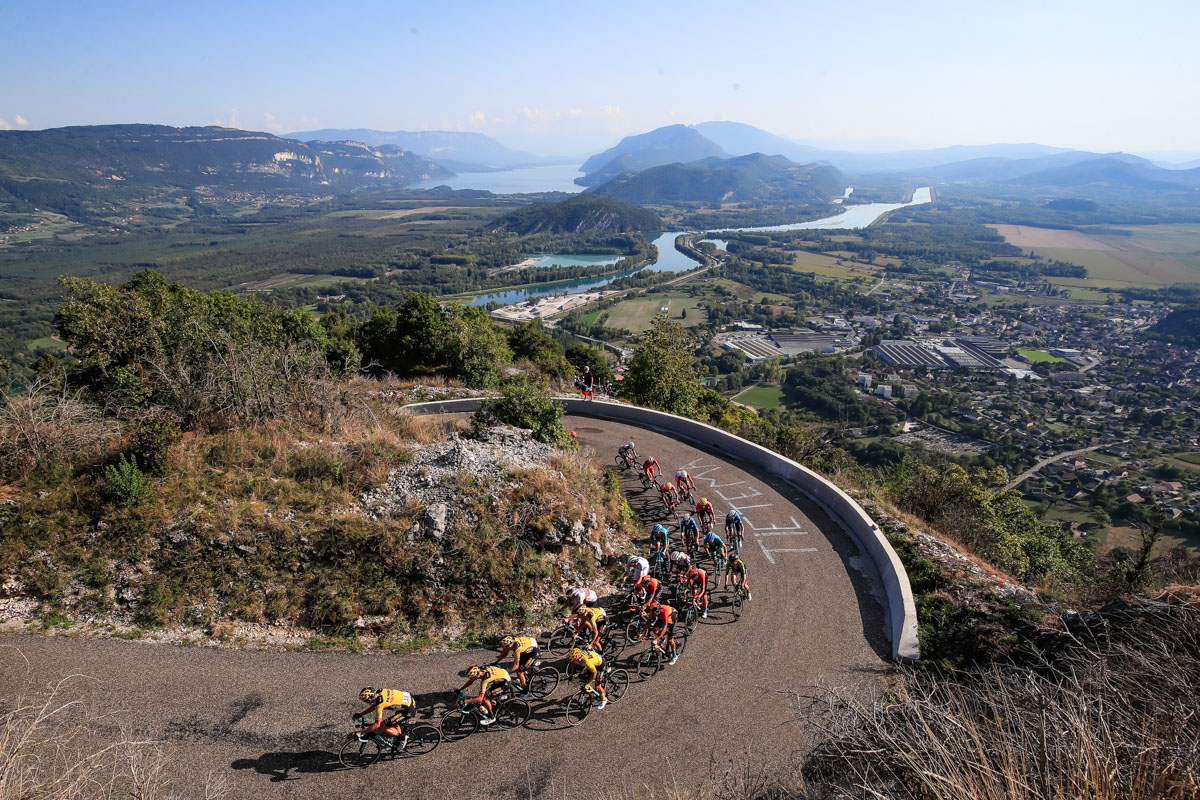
left=472, top=376, right=574, bottom=447
left=0, top=379, right=115, bottom=474
left=103, top=454, right=152, bottom=506
left=124, top=412, right=181, bottom=475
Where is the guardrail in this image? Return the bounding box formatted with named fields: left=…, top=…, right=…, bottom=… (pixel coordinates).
left=406, top=397, right=919, bottom=663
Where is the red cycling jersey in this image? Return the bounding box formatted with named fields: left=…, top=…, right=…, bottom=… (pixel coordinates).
left=686, top=568, right=707, bottom=590
left=696, top=501, right=714, bottom=517
left=653, top=605, right=675, bottom=628
left=636, top=576, right=661, bottom=596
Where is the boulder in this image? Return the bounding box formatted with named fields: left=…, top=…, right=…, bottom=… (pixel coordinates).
left=424, top=502, right=449, bottom=539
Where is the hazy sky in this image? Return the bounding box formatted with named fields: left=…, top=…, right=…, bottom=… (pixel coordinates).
left=4, top=0, right=1199, bottom=157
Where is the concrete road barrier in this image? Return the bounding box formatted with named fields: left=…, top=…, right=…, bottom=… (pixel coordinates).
left=407, top=397, right=919, bottom=662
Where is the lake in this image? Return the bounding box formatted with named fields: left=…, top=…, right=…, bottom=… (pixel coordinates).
left=414, top=163, right=584, bottom=194
left=470, top=187, right=932, bottom=307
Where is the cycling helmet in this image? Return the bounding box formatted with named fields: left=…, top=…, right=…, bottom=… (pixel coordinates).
left=500, top=635, right=516, bottom=648
left=466, top=665, right=483, bottom=679
left=566, top=647, right=586, bottom=663
left=683, top=514, right=694, bottom=523
left=359, top=686, right=377, bottom=702
left=700, top=497, right=709, bottom=506
left=573, top=603, right=585, bottom=614
left=651, top=524, right=667, bottom=535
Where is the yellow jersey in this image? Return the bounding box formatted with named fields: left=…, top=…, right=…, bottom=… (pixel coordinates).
left=479, top=665, right=511, bottom=691
left=512, top=636, right=538, bottom=657
left=580, top=606, right=606, bottom=626
left=579, top=648, right=603, bottom=674
left=372, top=688, right=414, bottom=717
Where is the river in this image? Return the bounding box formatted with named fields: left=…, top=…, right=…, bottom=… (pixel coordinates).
left=468, top=187, right=931, bottom=307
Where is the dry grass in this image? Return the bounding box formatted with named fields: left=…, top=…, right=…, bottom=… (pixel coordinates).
left=0, top=379, right=115, bottom=474
left=0, top=654, right=227, bottom=799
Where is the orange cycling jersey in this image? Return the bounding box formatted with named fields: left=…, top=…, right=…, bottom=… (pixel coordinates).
left=687, top=568, right=707, bottom=588
left=652, top=604, right=675, bottom=628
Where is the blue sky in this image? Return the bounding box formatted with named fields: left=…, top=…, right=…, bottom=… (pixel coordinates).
left=3, top=0, right=1199, bottom=157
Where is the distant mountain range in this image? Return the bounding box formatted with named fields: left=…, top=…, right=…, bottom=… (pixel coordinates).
left=576, top=125, right=728, bottom=187
left=286, top=128, right=556, bottom=171
left=0, top=125, right=451, bottom=220
left=575, top=121, right=1200, bottom=204
left=589, top=153, right=845, bottom=206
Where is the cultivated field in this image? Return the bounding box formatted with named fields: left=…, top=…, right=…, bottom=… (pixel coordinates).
left=1018, top=349, right=1066, bottom=363
left=990, top=223, right=1200, bottom=287
left=735, top=383, right=789, bottom=409
left=596, top=294, right=708, bottom=333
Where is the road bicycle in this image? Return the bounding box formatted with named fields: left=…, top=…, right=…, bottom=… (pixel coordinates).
left=563, top=665, right=630, bottom=726
left=640, top=468, right=657, bottom=489
left=677, top=584, right=709, bottom=633
left=660, top=491, right=679, bottom=518
left=725, top=526, right=744, bottom=555
left=439, top=690, right=530, bottom=741
left=548, top=621, right=623, bottom=660
left=634, top=634, right=687, bottom=679
left=517, top=659, right=561, bottom=699
left=648, top=549, right=670, bottom=580
left=338, top=717, right=441, bottom=768
left=615, top=450, right=635, bottom=470
left=723, top=582, right=748, bottom=621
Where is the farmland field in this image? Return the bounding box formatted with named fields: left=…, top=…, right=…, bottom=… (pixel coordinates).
left=735, top=383, right=789, bottom=409
left=601, top=294, right=707, bottom=333
left=990, top=223, right=1200, bottom=287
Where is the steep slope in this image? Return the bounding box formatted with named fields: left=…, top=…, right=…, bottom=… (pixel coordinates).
left=589, top=153, right=845, bottom=205
left=488, top=193, right=662, bottom=234
left=0, top=125, right=452, bottom=220
left=286, top=127, right=547, bottom=169
left=691, top=120, right=829, bottom=163
left=576, top=124, right=727, bottom=186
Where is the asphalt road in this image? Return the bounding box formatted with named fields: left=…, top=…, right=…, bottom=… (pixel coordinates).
left=0, top=416, right=890, bottom=799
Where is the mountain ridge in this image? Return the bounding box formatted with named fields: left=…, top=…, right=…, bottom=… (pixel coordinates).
left=285, top=127, right=555, bottom=169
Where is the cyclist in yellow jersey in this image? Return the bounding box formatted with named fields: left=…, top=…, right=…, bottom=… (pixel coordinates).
left=566, top=647, right=607, bottom=710
left=456, top=664, right=512, bottom=725
left=355, top=686, right=416, bottom=751
left=495, top=635, right=540, bottom=696
left=725, top=554, right=752, bottom=599
left=567, top=603, right=606, bottom=650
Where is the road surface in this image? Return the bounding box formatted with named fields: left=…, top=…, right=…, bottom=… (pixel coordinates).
left=0, top=416, right=889, bottom=799
left=1004, top=444, right=1107, bottom=490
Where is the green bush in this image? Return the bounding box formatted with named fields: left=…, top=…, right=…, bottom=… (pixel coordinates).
left=472, top=376, right=574, bottom=447
left=124, top=412, right=181, bottom=475
left=103, top=454, right=152, bottom=506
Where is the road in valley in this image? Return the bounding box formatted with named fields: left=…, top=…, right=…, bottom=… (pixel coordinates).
left=0, top=417, right=889, bottom=799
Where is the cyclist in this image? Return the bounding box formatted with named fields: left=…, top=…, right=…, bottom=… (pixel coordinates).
left=675, top=469, right=696, bottom=497
left=634, top=573, right=663, bottom=612
left=624, top=553, right=650, bottom=585
left=567, top=603, right=606, bottom=650
left=705, top=529, right=728, bottom=563
left=680, top=514, right=700, bottom=553
left=355, top=687, right=416, bottom=752
left=641, top=456, right=661, bottom=483
left=495, top=635, right=539, bottom=696
left=645, top=600, right=680, bottom=666
left=564, top=585, right=598, bottom=608
left=669, top=548, right=692, bottom=580
left=658, top=481, right=679, bottom=511
left=725, top=553, right=752, bottom=600
left=617, top=440, right=637, bottom=464
left=565, top=647, right=607, bottom=710
left=724, top=509, right=745, bottom=550
left=456, top=664, right=512, bottom=725
left=695, top=497, right=716, bottom=532
left=684, top=564, right=710, bottom=618
left=648, top=523, right=670, bottom=558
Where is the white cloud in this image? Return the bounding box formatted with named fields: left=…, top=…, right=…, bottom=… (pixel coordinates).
left=262, top=112, right=284, bottom=133
left=206, top=108, right=240, bottom=129
left=0, top=118, right=11, bottom=130
left=14, top=115, right=28, bottom=127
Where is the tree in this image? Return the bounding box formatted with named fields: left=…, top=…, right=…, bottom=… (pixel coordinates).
left=440, top=305, right=511, bottom=388
left=623, top=314, right=701, bottom=416
left=506, top=320, right=570, bottom=379
left=472, top=375, right=574, bottom=447
left=565, top=344, right=613, bottom=384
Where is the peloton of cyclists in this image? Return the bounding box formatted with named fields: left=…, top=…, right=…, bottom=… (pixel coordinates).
left=564, top=603, right=606, bottom=651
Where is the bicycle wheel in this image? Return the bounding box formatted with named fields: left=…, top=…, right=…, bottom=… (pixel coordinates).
left=495, top=698, right=529, bottom=730
left=730, top=592, right=743, bottom=621
left=402, top=724, right=441, bottom=757
left=614, top=454, right=626, bottom=469
left=526, top=665, right=559, bottom=698
left=339, top=734, right=384, bottom=768
left=547, top=625, right=575, bottom=656
left=684, top=605, right=698, bottom=634
left=564, top=691, right=593, bottom=726
left=637, top=647, right=662, bottom=680
left=439, top=709, right=478, bottom=741
left=601, top=633, right=624, bottom=661
left=625, top=616, right=645, bottom=642
left=674, top=632, right=688, bottom=658
left=605, top=668, right=630, bottom=703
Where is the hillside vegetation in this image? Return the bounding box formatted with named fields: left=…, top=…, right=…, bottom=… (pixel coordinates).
left=487, top=193, right=663, bottom=234
left=576, top=124, right=728, bottom=187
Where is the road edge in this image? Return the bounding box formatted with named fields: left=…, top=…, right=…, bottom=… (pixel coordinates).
left=406, top=397, right=919, bottom=663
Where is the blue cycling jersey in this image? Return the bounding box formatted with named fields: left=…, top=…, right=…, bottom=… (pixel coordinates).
left=704, top=532, right=725, bottom=549
left=681, top=518, right=698, bottom=533
left=726, top=512, right=743, bottom=530
left=650, top=525, right=668, bottom=541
